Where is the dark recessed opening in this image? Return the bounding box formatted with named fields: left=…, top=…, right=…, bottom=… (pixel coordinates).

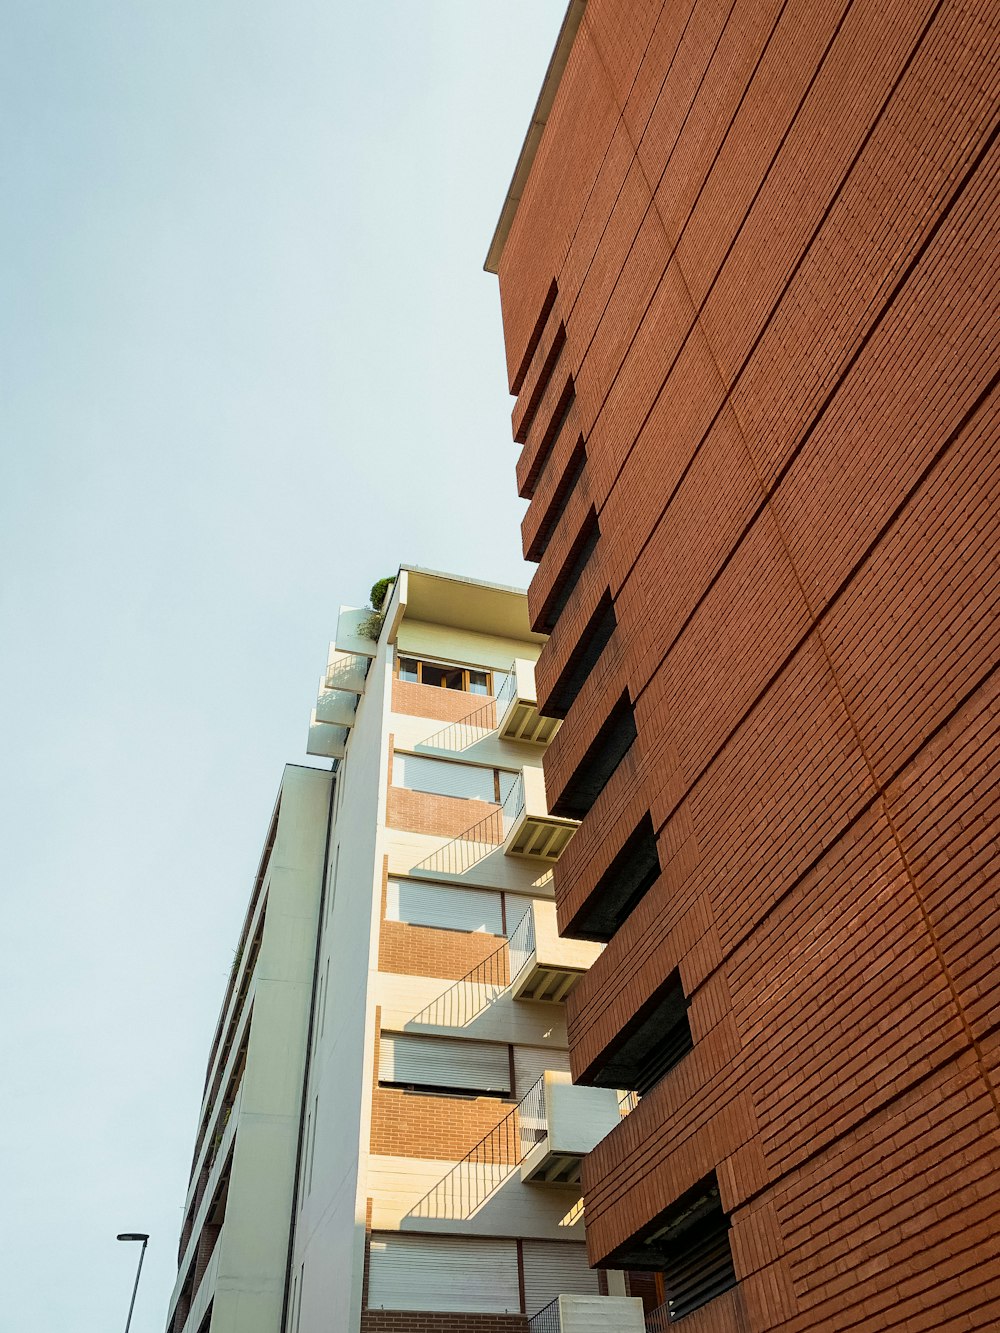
left=536, top=509, right=598, bottom=634
left=546, top=589, right=617, bottom=720
left=551, top=690, right=636, bottom=819
left=568, top=812, right=660, bottom=941
left=602, top=1177, right=737, bottom=1323
left=587, top=970, right=692, bottom=1095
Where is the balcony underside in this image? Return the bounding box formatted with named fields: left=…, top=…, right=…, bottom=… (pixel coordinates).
left=507, top=811, right=576, bottom=861
left=512, top=960, right=585, bottom=1004
left=500, top=699, right=560, bottom=744
left=521, top=1138, right=584, bottom=1186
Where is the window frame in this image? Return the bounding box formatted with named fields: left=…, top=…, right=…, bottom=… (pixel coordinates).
left=396, top=653, right=493, bottom=696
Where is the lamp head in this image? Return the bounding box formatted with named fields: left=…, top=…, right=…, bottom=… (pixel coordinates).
left=117, top=1233, right=149, bottom=1243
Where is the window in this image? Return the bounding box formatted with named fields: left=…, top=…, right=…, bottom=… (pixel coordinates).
left=398, top=655, right=492, bottom=695
left=368, top=1234, right=520, bottom=1313
left=586, top=972, right=692, bottom=1095
left=386, top=879, right=504, bottom=935
left=393, top=753, right=519, bottom=806
left=378, top=1032, right=511, bottom=1097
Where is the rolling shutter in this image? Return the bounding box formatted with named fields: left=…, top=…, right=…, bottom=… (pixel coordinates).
left=368, top=1234, right=520, bottom=1313
left=522, top=1241, right=600, bottom=1317
left=379, top=1033, right=510, bottom=1094
left=514, top=1045, right=571, bottom=1100
left=386, top=879, right=503, bottom=935
left=393, top=754, right=496, bottom=802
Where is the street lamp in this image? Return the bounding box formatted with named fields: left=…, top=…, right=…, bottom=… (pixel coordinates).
left=117, top=1232, right=149, bottom=1333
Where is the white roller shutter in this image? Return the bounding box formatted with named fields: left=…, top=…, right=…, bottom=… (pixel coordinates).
left=393, top=753, right=496, bottom=802
left=386, top=879, right=503, bottom=935
left=368, top=1234, right=520, bottom=1313
left=522, top=1241, right=600, bottom=1317
left=379, top=1033, right=510, bottom=1094
left=514, top=1045, right=571, bottom=1100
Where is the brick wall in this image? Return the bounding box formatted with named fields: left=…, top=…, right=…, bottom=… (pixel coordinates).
left=378, top=918, right=509, bottom=982
left=492, top=0, right=1000, bottom=1325
left=377, top=869, right=509, bottom=981
left=362, top=1314, right=527, bottom=1333
left=370, top=1018, right=518, bottom=1162
left=386, top=787, right=504, bottom=842
left=370, top=1085, right=517, bottom=1162
left=393, top=677, right=497, bottom=728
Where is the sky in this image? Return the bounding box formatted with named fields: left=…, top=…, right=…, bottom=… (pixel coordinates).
left=0, top=2, right=564, bottom=1327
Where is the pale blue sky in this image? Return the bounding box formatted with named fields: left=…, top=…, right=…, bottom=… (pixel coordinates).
left=0, top=3, right=563, bottom=1326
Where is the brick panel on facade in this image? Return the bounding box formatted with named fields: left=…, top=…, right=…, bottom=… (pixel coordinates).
left=370, top=1086, right=518, bottom=1163
left=378, top=919, right=509, bottom=984
left=489, top=0, right=1000, bottom=1322
left=386, top=788, right=504, bottom=843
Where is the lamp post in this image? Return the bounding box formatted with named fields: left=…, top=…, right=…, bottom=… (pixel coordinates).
left=116, top=1232, right=149, bottom=1333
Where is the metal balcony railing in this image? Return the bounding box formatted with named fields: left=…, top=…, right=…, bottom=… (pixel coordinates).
left=408, top=935, right=510, bottom=1029
left=417, top=696, right=500, bottom=754
left=412, top=773, right=526, bottom=877
left=494, top=661, right=517, bottom=721
left=517, top=1074, right=548, bottom=1163
left=528, top=1296, right=561, bottom=1333
left=407, top=1098, right=522, bottom=1222
left=506, top=905, right=536, bottom=983
left=619, top=1090, right=640, bottom=1117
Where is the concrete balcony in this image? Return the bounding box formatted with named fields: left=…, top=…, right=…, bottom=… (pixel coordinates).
left=306, top=717, right=348, bottom=760
left=528, top=1295, right=645, bottom=1333
left=506, top=766, right=577, bottom=862
left=324, top=647, right=369, bottom=695
left=519, top=1072, right=620, bottom=1187
left=496, top=658, right=560, bottom=744
left=509, top=901, right=601, bottom=1004
left=315, top=685, right=356, bottom=727
left=335, top=605, right=380, bottom=658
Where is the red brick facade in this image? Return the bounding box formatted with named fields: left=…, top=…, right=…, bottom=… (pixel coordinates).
left=386, top=787, right=504, bottom=842
left=491, top=0, right=1000, bottom=1327
left=378, top=916, right=509, bottom=983
left=392, top=677, right=497, bottom=728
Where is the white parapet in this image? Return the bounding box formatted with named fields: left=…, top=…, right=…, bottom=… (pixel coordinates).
left=545, top=1073, right=620, bottom=1157
left=324, top=648, right=369, bottom=695
left=315, top=681, right=357, bottom=727
left=554, top=1295, right=645, bottom=1332
left=335, top=606, right=380, bottom=658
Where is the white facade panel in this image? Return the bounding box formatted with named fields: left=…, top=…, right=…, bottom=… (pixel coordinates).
left=379, top=1033, right=510, bottom=1094
left=386, top=879, right=504, bottom=935
left=514, top=1044, right=571, bottom=1100
left=522, top=1241, right=600, bottom=1317
left=367, top=1234, right=520, bottom=1312
left=393, top=753, right=497, bottom=802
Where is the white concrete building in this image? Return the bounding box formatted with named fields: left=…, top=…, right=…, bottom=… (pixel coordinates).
left=166, top=568, right=647, bottom=1333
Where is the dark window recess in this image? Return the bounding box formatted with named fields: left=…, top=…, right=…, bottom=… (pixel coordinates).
left=546, top=590, right=616, bottom=720
left=529, top=437, right=587, bottom=562
left=588, top=972, right=692, bottom=1095
left=604, top=1179, right=736, bottom=1322
left=568, top=812, right=660, bottom=941
left=552, top=690, right=636, bottom=820
left=522, top=378, right=575, bottom=500
left=515, top=324, right=566, bottom=445
left=537, top=510, right=599, bottom=635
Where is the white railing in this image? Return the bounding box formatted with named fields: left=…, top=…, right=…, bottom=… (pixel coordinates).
left=518, top=1074, right=548, bottom=1163
left=507, top=903, right=537, bottom=982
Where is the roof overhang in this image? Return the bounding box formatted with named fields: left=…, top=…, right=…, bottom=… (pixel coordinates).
left=483, top=0, right=587, bottom=275
left=391, top=565, right=546, bottom=644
